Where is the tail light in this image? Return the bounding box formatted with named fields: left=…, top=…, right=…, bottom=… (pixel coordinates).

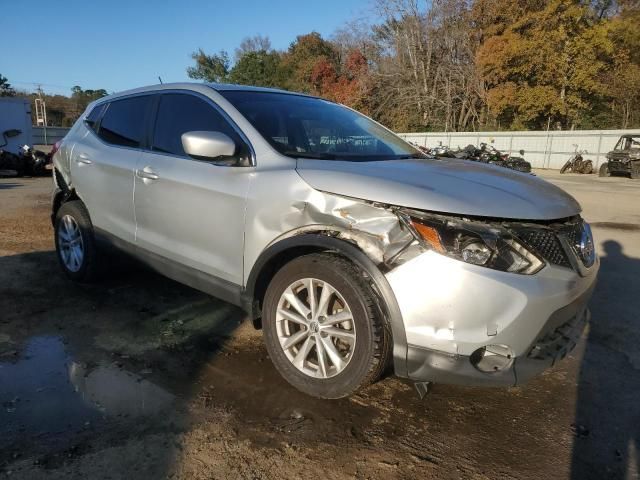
left=49, top=140, right=62, bottom=158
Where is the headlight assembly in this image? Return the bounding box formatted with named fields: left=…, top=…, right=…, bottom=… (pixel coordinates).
left=399, top=210, right=544, bottom=275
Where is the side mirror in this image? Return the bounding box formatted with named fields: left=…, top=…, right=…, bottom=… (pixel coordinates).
left=181, top=131, right=237, bottom=163
left=519, top=149, right=525, bottom=155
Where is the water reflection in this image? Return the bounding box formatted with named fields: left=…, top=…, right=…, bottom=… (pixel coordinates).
left=0, top=336, right=173, bottom=453
left=69, top=362, right=174, bottom=417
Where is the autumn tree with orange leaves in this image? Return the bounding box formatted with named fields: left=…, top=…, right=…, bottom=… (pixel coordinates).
left=188, top=0, right=640, bottom=132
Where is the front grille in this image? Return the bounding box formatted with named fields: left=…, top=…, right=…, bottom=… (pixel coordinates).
left=562, top=222, right=582, bottom=249
left=516, top=229, right=570, bottom=267
left=512, top=219, right=584, bottom=271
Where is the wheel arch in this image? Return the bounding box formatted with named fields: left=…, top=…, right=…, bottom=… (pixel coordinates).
left=51, top=168, right=81, bottom=225
left=243, top=233, right=409, bottom=378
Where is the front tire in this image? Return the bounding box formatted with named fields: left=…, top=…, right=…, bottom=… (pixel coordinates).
left=262, top=253, right=390, bottom=399
left=54, top=200, right=101, bottom=282
left=599, top=163, right=610, bottom=177
left=560, top=160, right=572, bottom=174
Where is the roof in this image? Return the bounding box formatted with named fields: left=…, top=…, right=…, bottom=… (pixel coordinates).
left=85, top=82, right=319, bottom=113
left=620, top=134, right=640, bottom=138
left=96, top=82, right=310, bottom=104
left=206, top=82, right=297, bottom=95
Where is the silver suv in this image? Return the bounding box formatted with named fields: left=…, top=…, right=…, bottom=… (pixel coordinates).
left=52, top=83, right=598, bottom=399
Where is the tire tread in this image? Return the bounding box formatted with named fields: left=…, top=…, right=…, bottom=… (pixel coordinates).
left=262, top=252, right=391, bottom=398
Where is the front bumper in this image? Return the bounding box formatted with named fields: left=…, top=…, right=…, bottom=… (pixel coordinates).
left=607, top=160, right=632, bottom=174
left=386, top=251, right=598, bottom=386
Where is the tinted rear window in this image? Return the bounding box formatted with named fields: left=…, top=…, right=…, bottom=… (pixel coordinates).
left=84, top=104, right=104, bottom=133
left=98, top=96, right=151, bottom=148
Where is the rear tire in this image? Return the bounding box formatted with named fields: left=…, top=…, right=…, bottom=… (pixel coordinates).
left=262, top=253, right=390, bottom=399
left=581, top=160, right=593, bottom=174
left=54, top=200, right=101, bottom=282
left=599, top=163, right=610, bottom=177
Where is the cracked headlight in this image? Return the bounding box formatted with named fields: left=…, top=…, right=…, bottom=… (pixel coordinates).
left=399, top=210, right=544, bottom=275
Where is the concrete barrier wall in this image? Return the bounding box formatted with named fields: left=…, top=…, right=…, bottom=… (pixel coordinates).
left=398, top=129, right=640, bottom=170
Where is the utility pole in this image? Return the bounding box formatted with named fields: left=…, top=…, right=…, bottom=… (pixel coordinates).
left=35, top=85, right=48, bottom=145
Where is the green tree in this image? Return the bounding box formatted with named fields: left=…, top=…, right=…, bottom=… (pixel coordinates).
left=228, top=50, right=284, bottom=88
left=187, top=49, right=230, bottom=82
left=0, top=74, right=16, bottom=97
left=280, top=32, right=339, bottom=92
left=70, top=86, right=108, bottom=121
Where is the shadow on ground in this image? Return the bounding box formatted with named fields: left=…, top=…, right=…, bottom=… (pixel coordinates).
left=0, top=249, right=246, bottom=474
left=571, top=240, right=640, bottom=479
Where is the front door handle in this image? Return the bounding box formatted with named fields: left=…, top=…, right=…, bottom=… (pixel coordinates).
left=136, top=166, right=159, bottom=180
left=76, top=153, right=92, bottom=165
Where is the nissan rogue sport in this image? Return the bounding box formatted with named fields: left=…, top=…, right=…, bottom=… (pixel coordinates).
left=51, top=83, right=598, bottom=399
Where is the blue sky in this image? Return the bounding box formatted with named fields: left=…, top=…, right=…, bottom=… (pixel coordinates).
left=2, top=0, right=371, bottom=96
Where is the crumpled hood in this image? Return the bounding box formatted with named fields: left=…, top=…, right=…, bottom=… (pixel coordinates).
left=296, top=158, right=581, bottom=220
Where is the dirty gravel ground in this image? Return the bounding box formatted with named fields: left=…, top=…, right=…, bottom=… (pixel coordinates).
left=1, top=171, right=639, bottom=479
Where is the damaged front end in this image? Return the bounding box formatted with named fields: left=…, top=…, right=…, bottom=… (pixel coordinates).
left=383, top=208, right=597, bottom=387
left=248, top=180, right=597, bottom=388
left=283, top=192, right=594, bottom=280
left=275, top=193, right=598, bottom=388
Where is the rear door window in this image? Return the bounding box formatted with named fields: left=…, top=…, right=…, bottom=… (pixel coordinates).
left=98, top=96, right=152, bottom=148
left=151, top=93, right=240, bottom=157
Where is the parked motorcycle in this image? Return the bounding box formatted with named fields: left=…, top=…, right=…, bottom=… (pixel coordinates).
left=19, top=145, right=50, bottom=176
left=560, top=146, right=593, bottom=174
left=415, top=140, right=532, bottom=174
left=467, top=143, right=532, bottom=173
left=0, top=129, right=52, bottom=177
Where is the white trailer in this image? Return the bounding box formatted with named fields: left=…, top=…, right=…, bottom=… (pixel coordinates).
left=0, top=97, right=33, bottom=155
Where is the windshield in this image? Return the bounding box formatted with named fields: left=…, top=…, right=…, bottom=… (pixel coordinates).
left=219, top=90, right=425, bottom=161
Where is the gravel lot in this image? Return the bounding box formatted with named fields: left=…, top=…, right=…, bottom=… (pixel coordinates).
left=1, top=170, right=639, bottom=479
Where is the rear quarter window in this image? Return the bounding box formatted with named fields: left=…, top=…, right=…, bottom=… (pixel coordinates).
left=98, top=96, right=152, bottom=148
left=84, top=104, right=105, bottom=133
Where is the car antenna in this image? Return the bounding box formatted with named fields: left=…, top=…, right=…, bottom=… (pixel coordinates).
left=158, top=76, right=163, bottom=84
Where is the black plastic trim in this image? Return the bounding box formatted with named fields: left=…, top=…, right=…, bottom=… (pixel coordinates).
left=94, top=228, right=243, bottom=307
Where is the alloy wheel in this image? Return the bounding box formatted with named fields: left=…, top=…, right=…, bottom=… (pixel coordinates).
left=58, top=214, right=84, bottom=272
left=276, top=278, right=356, bottom=379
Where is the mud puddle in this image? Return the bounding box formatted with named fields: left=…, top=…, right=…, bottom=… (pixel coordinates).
left=0, top=336, right=174, bottom=461
left=188, top=339, right=415, bottom=448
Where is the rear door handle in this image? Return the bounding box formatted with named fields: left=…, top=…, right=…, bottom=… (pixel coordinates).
left=136, top=166, right=159, bottom=180
left=76, top=153, right=92, bottom=165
